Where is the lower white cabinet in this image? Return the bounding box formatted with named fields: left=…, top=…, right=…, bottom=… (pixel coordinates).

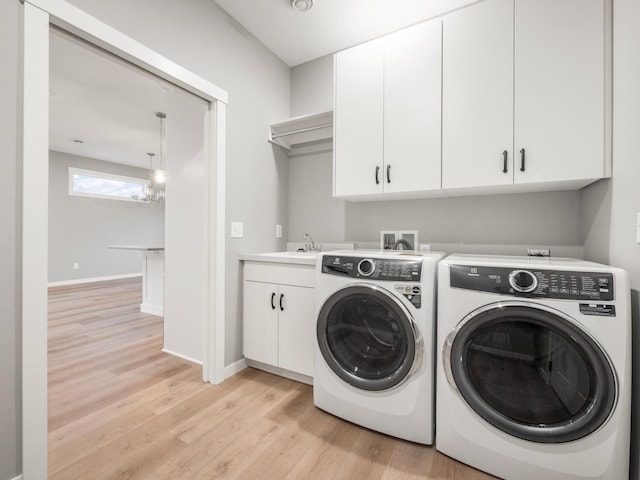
left=242, top=262, right=315, bottom=379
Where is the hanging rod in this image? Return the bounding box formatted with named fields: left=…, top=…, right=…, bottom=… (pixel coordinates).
left=271, top=122, right=333, bottom=140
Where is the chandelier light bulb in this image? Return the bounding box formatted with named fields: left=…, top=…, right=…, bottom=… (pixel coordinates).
left=154, top=169, right=166, bottom=184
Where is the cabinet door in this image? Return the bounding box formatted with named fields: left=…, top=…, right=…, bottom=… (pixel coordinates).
left=242, top=281, right=278, bottom=366
left=334, top=39, right=384, bottom=197
left=384, top=18, right=442, bottom=193
left=277, top=285, right=315, bottom=377
left=514, top=0, right=607, bottom=184
left=442, top=0, right=514, bottom=189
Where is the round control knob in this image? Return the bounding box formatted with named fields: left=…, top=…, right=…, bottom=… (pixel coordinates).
left=509, top=270, right=538, bottom=293
left=357, top=259, right=375, bottom=277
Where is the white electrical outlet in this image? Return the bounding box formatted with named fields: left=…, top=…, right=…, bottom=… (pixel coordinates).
left=73, top=263, right=79, bottom=270
left=230, top=221, right=244, bottom=239
left=275, top=224, right=283, bottom=238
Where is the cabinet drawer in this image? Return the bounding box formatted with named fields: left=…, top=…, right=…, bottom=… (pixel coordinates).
left=243, top=262, right=315, bottom=288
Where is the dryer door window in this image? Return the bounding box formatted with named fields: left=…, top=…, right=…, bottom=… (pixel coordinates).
left=445, top=302, right=616, bottom=443
left=317, top=284, right=420, bottom=391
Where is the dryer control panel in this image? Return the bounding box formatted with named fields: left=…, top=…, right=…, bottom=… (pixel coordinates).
left=321, top=255, right=422, bottom=282
left=450, top=264, right=614, bottom=301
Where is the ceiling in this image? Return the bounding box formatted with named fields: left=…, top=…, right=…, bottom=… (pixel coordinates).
left=50, top=29, right=174, bottom=170
left=214, top=0, right=478, bottom=66
left=49, top=1, right=479, bottom=169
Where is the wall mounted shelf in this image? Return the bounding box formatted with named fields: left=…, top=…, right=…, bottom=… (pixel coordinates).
left=269, top=110, right=333, bottom=157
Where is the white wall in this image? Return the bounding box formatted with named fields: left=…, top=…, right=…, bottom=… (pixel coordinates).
left=163, top=87, right=207, bottom=363
left=48, top=151, right=165, bottom=283
left=0, top=1, right=21, bottom=478
left=62, top=0, right=292, bottom=367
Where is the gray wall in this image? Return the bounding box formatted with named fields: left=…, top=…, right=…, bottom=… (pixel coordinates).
left=582, top=0, right=640, bottom=477
left=61, top=0, right=292, bottom=367
left=288, top=55, right=584, bottom=257
left=290, top=54, right=334, bottom=117
left=288, top=150, right=346, bottom=244
left=48, top=151, right=165, bottom=283
left=344, top=191, right=583, bottom=256
left=0, top=1, right=21, bottom=479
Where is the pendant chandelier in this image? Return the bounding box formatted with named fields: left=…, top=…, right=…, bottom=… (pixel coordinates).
left=150, top=112, right=167, bottom=202
left=131, top=112, right=167, bottom=202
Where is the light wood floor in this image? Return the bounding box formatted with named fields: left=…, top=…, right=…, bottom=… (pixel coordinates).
left=48, top=277, right=497, bottom=479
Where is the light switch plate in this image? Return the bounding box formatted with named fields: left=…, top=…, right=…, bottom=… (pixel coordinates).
left=276, top=224, right=283, bottom=238
left=230, top=221, right=244, bottom=238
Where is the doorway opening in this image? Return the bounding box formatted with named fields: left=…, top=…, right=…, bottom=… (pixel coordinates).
left=22, top=1, right=228, bottom=477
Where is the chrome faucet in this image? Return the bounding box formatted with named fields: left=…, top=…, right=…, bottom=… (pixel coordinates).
left=393, top=238, right=413, bottom=250
left=303, top=233, right=322, bottom=252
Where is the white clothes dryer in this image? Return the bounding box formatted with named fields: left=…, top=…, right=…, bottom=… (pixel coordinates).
left=314, top=250, right=444, bottom=445
left=436, top=254, right=631, bottom=480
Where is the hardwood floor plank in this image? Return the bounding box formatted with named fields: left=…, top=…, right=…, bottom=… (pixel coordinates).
left=333, top=428, right=396, bottom=480
left=278, top=416, right=361, bottom=479
left=49, top=366, right=204, bottom=449
left=381, top=440, right=436, bottom=479
left=48, top=277, right=498, bottom=480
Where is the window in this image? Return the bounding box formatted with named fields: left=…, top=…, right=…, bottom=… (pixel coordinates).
left=68, top=167, right=149, bottom=202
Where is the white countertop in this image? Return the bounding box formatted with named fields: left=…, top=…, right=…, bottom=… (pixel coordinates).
left=240, top=242, right=355, bottom=266
left=108, top=245, right=165, bottom=251
left=239, top=251, right=318, bottom=266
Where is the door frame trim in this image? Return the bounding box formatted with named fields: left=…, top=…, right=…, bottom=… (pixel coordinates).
left=22, top=1, right=228, bottom=477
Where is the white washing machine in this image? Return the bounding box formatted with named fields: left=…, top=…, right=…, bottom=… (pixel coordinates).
left=436, top=254, right=631, bottom=480
left=314, top=250, right=444, bottom=445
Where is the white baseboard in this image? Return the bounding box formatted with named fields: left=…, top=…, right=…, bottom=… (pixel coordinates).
left=162, top=348, right=203, bottom=366
left=140, top=303, right=163, bottom=316
left=10, top=475, right=24, bottom=480
left=48, top=272, right=142, bottom=287
left=224, top=358, right=248, bottom=379
left=245, top=359, right=313, bottom=385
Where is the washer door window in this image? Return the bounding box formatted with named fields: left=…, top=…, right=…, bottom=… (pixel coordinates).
left=445, top=302, right=616, bottom=443
left=317, top=284, right=420, bottom=391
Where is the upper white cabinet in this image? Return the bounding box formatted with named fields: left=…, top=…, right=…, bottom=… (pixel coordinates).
left=442, top=0, right=514, bottom=189
left=334, top=19, right=442, bottom=199
left=513, top=0, right=608, bottom=185
left=442, top=0, right=610, bottom=191
left=334, top=39, right=384, bottom=197
left=384, top=20, right=442, bottom=195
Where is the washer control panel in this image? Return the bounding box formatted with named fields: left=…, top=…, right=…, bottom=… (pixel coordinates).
left=322, top=255, right=422, bottom=282
left=450, top=264, right=614, bottom=301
